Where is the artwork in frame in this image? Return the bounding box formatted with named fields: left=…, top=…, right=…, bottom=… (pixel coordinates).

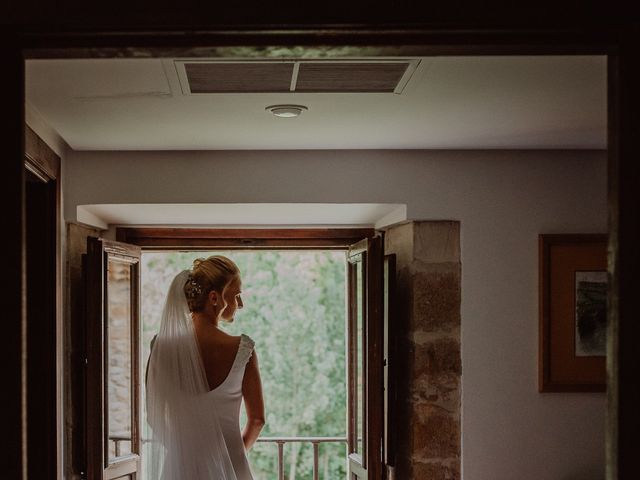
left=538, top=234, right=608, bottom=392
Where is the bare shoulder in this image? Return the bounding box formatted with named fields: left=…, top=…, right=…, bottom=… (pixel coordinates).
left=211, top=329, right=241, bottom=343
left=202, top=330, right=243, bottom=357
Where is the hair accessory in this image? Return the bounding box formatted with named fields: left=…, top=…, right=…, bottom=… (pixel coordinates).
left=186, top=274, right=203, bottom=298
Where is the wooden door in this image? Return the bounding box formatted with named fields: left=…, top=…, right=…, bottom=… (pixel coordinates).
left=347, top=235, right=384, bottom=480
left=84, top=237, right=142, bottom=480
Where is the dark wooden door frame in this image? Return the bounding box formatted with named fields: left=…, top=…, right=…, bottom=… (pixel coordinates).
left=24, top=125, right=62, bottom=480
left=4, top=20, right=638, bottom=480
left=606, top=36, right=640, bottom=480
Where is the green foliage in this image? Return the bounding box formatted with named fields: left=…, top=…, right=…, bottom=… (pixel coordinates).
left=141, top=251, right=348, bottom=479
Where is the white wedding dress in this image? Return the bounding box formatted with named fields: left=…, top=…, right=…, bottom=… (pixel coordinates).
left=145, top=270, right=257, bottom=480
left=205, top=334, right=256, bottom=479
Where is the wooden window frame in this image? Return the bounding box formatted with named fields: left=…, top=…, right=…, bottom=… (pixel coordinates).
left=345, top=236, right=385, bottom=480
left=116, top=227, right=376, bottom=250
left=383, top=254, right=397, bottom=475
left=347, top=245, right=368, bottom=471
left=85, top=238, right=142, bottom=480
left=116, top=226, right=388, bottom=478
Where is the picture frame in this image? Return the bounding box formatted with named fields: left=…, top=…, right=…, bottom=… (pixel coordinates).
left=539, top=234, right=608, bottom=392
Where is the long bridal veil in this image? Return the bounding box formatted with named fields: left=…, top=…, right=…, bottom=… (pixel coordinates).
left=145, top=270, right=238, bottom=480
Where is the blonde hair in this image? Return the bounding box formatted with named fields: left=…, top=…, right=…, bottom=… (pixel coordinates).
left=184, top=255, right=240, bottom=312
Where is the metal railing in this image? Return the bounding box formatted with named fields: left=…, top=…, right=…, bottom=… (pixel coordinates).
left=109, top=435, right=348, bottom=480
left=256, top=436, right=348, bottom=480
left=109, top=434, right=132, bottom=458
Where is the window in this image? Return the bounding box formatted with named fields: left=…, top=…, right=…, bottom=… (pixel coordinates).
left=84, top=238, right=142, bottom=480
left=84, top=228, right=394, bottom=480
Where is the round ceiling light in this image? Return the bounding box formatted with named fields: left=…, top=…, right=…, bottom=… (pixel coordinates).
left=266, top=104, right=308, bottom=118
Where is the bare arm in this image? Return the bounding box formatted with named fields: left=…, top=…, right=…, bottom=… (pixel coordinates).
left=241, top=349, right=265, bottom=451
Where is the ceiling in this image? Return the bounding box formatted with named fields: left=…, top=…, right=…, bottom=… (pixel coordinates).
left=25, top=56, right=606, bottom=150
left=78, top=203, right=406, bottom=230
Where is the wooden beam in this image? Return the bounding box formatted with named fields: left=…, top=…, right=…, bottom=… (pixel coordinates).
left=116, top=227, right=375, bottom=249
left=22, top=29, right=613, bottom=60
left=606, top=26, right=640, bottom=480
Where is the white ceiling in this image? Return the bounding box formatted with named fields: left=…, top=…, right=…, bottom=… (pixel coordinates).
left=78, top=203, right=407, bottom=230
left=26, top=56, right=606, bottom=150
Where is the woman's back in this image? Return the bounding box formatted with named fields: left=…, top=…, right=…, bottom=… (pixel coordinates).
left=196, top=329, right=244, bottom=391
left=147, top=331, right=256, bottom=480
left=198, top=332, right=256, bottom=480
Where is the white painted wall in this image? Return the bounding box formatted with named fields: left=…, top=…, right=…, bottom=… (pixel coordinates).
left=65, top=149, right=607, bottom=480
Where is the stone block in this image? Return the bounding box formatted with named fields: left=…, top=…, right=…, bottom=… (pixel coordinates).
left=411, top=378, right=460, bottom=411
left=412, top=268, right=461, bottom=332
left=410, top=338, right=461, bottom=408
left=411, top=460, right=461, bottom=480
left=411, top=409, right=460, bottom=459
left=413, top=221, right=460, bottom=264
left=413, top=337, right=462, bottom=380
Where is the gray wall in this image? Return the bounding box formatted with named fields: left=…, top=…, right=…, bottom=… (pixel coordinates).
left=65, top=149, right=607, bottom=480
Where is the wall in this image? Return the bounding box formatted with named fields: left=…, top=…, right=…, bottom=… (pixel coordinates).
left=65, top=149, right=607, bottom=480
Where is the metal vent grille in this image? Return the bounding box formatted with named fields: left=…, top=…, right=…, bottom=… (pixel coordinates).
left=295, top=62, right=410, bottom=92
left=178, top=60, right=418, bottom=94
left=184, top=63, right=294, bottom=93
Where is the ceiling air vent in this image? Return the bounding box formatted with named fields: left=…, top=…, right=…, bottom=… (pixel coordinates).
left=176, top=59, right=419, bottom=94
left=183, top=62, right=294, bottom=93
left=295, top=62, right=410, bottom=92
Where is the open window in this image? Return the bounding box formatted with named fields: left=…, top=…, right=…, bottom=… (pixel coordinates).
left=84, top=238, right=142, bottom=480
left=83, top=229, right=395, bottom=480
left=347, top=235, right=391, bottom=480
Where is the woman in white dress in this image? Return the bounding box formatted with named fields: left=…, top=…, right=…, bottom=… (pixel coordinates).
left=145, top=256, right=265, bottom=480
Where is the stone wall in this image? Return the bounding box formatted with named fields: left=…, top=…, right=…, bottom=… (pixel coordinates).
left=385, top=221, right=461, bottom=479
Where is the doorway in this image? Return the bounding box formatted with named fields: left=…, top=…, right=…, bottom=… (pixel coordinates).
left=140, top=250, right=348, bottom=479
left=13, top=25, right=636, bottom=480
left=82, top=227, right=385, bottom=479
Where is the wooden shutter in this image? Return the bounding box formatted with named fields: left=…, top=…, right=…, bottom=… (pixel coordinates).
left=383, top=254, right=397, bottom=479
left=347, top=235, right=384, bottom=480
left=84, top=238, right=142, bottom=480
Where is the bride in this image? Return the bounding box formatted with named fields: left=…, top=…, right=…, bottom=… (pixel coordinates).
left=145, top=255, right=265, bottom=480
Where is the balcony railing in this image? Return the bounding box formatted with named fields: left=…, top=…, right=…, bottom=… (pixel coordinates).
left=110, top=435, right=348, bottom=480
left=256, top=436, right=348, bottom=480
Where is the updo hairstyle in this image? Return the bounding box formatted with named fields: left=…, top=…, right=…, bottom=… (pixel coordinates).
left=184, top=255, right=240, bottom=313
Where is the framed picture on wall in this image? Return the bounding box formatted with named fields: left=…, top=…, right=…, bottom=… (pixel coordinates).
left=538, top=234, right=608, bottom=392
